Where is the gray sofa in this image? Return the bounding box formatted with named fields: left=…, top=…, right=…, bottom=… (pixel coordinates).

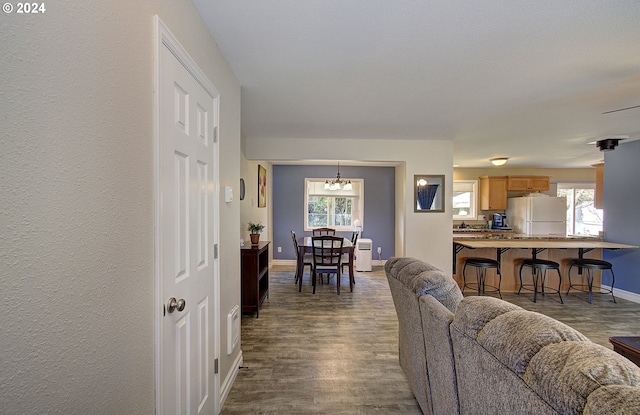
left=385, top=257, right=640, bottom=415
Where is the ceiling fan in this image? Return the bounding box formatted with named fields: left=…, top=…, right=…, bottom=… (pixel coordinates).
left=587, top=135, right=629, bottom=152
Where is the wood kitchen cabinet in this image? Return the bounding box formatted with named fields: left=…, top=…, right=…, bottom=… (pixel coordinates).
left=594, top=163, right=604, bottom=209
left=480, top=176, right=507, bottom=210
left=506, top=175, right=550, bottom=191
left=241, top=241, right=270, bottom=318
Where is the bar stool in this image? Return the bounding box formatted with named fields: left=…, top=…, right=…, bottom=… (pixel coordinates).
left=518, top=258, right=564, bottom=303
left=566, top=258, right=616, bottom=304
left=462, top=257, right=502, bottom=299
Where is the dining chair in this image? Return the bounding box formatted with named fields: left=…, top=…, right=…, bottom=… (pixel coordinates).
left=341, top=231, right=359, bottom=273
left=291, top=230, right=313, bottom=285
left=312, top=227, right=336, bottom=236
left=311, top=235, right=344, bottom=294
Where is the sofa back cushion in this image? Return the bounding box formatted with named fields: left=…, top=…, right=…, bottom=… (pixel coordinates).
left=452, top=296, right=640, bottom=414
left=385, top=257, right=462, bottom=312
left=584, top=385, right=640, bottom=415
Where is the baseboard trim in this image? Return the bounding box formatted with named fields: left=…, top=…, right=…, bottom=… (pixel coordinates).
left=601, top=285, right=640, bottom=304
left=272, top=259, right=296, bottom=266
left=272, top=259, right=388, bottom=268
left=220, top=351, right=243, bottom=408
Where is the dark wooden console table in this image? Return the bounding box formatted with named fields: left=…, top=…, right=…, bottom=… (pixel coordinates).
left=609, top=336, right=640, bottom=367
left=241, top=241, right=270, bottom=318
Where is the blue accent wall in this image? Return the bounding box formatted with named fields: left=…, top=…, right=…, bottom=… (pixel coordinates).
left=272, top=165, right=395, bottom=261
left=603, top=139, right=640, bottom=294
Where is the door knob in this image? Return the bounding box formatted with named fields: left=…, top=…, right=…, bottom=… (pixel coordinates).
left=167, top=297, right=186, bottom=313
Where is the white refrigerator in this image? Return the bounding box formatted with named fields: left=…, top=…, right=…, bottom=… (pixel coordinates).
left=506, top=196, right=567, bottom=236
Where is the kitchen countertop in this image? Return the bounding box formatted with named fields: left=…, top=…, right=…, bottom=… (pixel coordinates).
left=453, top=228, right=511, bottom=232
left=453, top=238, right=637, bottom=249
left=453, top=233, right=600, bottom=241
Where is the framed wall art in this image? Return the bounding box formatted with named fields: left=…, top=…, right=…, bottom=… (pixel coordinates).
left=258, top=165, right=267, bottom=208
left=414, top=174, right=444, bottom=212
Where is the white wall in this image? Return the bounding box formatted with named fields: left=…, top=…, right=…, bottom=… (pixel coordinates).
left=0, top=1, right=241, bottom=413
left=244, top=137, right=454, bottom=272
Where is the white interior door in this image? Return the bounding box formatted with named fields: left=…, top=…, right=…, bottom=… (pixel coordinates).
left=157, top=22, right=219, bottom=415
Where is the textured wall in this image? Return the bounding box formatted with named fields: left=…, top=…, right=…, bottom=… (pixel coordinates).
left=0, top=1, right=241, bottom=413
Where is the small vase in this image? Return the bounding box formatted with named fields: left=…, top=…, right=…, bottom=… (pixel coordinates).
left=250, top=233, right=260, bottom=245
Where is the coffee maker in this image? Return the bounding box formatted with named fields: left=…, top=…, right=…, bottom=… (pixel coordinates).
left=493, top=213, right=508, bottom=229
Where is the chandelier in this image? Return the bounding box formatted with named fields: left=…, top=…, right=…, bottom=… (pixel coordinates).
left=324, top=162, right=352, bottom=190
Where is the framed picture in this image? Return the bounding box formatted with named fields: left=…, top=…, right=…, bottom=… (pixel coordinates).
left=414, top=174, right=445, bottom=212
left=258, top=165, right=267, bottom=208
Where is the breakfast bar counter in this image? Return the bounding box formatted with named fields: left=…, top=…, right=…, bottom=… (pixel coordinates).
left=453, top=237, right=638, bottom=293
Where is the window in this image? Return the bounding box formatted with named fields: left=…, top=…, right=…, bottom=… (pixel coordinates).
left=305, top=178, right=363, bottom=231
left=557, top=183, right=602, bottom=236
left=453, top=180, right=478, bottom=220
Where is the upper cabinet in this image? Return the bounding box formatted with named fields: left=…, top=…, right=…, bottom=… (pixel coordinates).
left=506, top=175, right=550, bottom=191
left=480, top=175, right=551, bottom=211
left=479, top=176, right=507, bottom=210
left=594, top=163, right=604, bottom=209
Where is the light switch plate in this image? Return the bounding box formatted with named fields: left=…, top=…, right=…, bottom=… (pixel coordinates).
left=224, top=186, right=233, bottom=202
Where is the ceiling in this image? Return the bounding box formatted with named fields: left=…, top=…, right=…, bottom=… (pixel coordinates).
left=192, top=0, right=640, bottom=168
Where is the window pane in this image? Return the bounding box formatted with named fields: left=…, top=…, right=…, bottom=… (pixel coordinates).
left=453, top=180, right=477, bottom=219
left=556, top=187, right=602, bottom=236
left=305, top=178, right=363, bottom=231
left=308, top=196, right=328, bottom=227
left=574, top=189, right=602, bottom=236
left=334, top=197, right=352, bottom=226
left=453, top=191, right=471, bottom=216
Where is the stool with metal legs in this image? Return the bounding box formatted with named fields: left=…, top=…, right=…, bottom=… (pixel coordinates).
left=566, top=258, right=616, bottom=304
left=462, top=257, right=502, bottom=299
left=518, top=258, right=564, bottom=303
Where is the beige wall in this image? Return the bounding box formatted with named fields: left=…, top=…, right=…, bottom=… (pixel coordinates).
left=240, top=155, right=271, bottom=247
left=0, top=1, right=240, bottom=413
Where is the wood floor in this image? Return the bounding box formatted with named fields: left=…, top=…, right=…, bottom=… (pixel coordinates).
left=221, top=264, right=640, bottom=415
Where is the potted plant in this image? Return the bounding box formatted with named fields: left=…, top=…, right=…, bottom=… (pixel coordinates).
left=247, top=221, right=265, bottom=245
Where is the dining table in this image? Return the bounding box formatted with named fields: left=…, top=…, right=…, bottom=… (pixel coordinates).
left=297, top=236, right=355, bottom=292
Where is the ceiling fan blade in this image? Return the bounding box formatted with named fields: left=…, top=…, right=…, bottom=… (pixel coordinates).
left=602, top=105, right=640, bottom=115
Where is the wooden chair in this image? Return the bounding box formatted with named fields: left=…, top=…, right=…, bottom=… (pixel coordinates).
left=312, top=227, right=336, bottom=236
left=342, top=231, right=359, bottom=273
left=311, top=235, right=344, bottom=294
left=291, top=230, right=313, bottom=287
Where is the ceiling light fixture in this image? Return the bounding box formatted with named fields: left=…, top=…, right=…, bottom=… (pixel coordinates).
left=490, top=157, right=509, bottom=166
left=324, top=162, right=352, bottom=190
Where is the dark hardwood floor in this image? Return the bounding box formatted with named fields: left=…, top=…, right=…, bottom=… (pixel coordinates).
left=221, top=264, right=640, bottom=415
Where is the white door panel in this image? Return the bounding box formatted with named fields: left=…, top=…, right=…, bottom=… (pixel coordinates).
left=158, top=34, right=219, bottom=415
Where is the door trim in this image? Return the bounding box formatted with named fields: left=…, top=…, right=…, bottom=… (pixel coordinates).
left=153, top=15, right=221, bottom=415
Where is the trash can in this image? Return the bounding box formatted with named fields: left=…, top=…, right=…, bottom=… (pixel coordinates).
left=356, top=238, right=372, bottom=271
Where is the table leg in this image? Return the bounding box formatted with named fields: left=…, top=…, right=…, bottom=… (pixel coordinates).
left=297, top=246, right=305, bottom=292
left=349, top=247, right=355, bottom=291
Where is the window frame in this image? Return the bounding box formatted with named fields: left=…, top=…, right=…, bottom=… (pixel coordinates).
left=304, top=178, right=364, bottom=232
left=453, top=180, right=478, bottom=220
left=556, top=182, right=602, bottom=237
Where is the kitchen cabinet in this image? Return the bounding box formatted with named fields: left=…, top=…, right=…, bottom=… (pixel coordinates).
left=506, top=175, right=550, bottom=191
left=241, top=241, right=270, bottom=318
left=594, top=163, right=603, bottom=209
left=480, top=176, right=507, bottom=210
